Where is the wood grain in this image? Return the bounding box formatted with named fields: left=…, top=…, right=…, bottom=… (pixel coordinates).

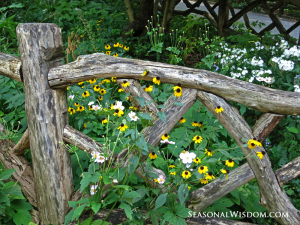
left=17, top=23, right=73, bottom=224
left=0, top=52, right=22, bottom=82
left=48, top=53, right=300, bottom=115
left=13, top=129, right=30, bottom=156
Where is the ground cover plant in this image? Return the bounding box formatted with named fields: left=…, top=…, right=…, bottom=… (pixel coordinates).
left=0, top=0, right=300, bottom=224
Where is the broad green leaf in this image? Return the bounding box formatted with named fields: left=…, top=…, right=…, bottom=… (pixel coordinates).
left=13, top=210, right=32, bottom=225
left=155, top=193, right=167, bottom=209
left=91, top=201, right=101, bottom=213
left=0, top=169, right=16, bottom=180
left=122, top=190, right=141, bottom=198
left=158, top=111, right=167, bottom=123
left=287, top=127, right=299, bottom=134
left=119, top=202, right=133, bottom=219
left=128, top=155, right=139, bottom=175
left=178, top=184, right=189, bottom=205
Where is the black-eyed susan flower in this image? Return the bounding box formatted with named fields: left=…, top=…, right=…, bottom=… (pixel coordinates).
left=225, top=159, right=234, bottom=167
left=154, top=178, right=158, bottom=183
left=101, top=79, right=110, bottom=84
left=68, top=107, right=76, bottom=115
left=100, top=89, right=106, bottom=95
left=118, top=88, right=124, bottom=92
left=124, top=46, right=129, bottom=51
left=119, top=44, right=123, bottom=48
left=193, top=135, right=203, bottom=144
left=113, top=53, right=118, bottom=57
left=82, top=91, right=90, bottom=98
left=89, top=79, right=97, bottom=84
left=256, top=151, right=265, bottom=159
left=111, top=77, right=116, bottom=82
left=220, top=169, right=230, bottom=179
left=113, top=43, right=119, bottom=47
left=89, top=106, right=93, bottom=111
left=170, top=172, right=176, bottom=175
left=114, top=109, right=124, bottom=117
left=153, top=77, right=160, bottom=85
left=179, top=117, right=186, bottom=124
left=248, top=141, right=256, bottom=149
left=67, top=86, right=70, bottom=90
left=149, top=152, right=157, bottom=160
left=105, top=44, right=111, bottom=50
left=206, top=172, right=215, bottom=180
left=101, top=118, right=108, bottom=124
left=126, top=97, right=130, bottom=101
left=193, top=157, right=201, bottom=164
left=122, top=80, right=130, bottom=87
left=248, top=138, right=262, bottom=149
left=205, top=149, right=213, bottom=157
left=198, top=165, right=208, bottom=174
left=182, top=170, right=191, bottom=179
left=169, top=165, right=176, bottom=168
left=81, top=86, right=85, bottom=89
left=200, top=178, right=208, bottom=184
left=188, top=186, right=191, bottom=190
left=198, top=121, right=203, bottom=128
left=78, top=82, right=84, bottom=85
left=142, top=69, right=149, bottom=76
left=174, top=87, right=182, bottom=97
left=94, top=85, right=101, bottom=92
left=129, top=105, right=138, bottom=110
left=98, top=96, right=103, bottom=101
left=192, top=121, right=199, bottom=127
left=77, top=106, right=85, bottom=112
left=84, top=123, right=87, bottom=128
left=145, top=84, right=153, bottom=92
left=74, top=103, right=80, bottom=107
left=161, top=134, right=169, bottom=140
left=106, top=51, right=111, bottom=55
left=215, top=106, right=224, bottom=113
left=117, top=123, right=128, bottom=132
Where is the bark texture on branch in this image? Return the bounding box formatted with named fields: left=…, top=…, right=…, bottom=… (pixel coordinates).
left=13, top=129, right=30, bottom=156
left=196, top=90, right=300, bottom=225
left=17, top=23, right=73, bottom=224
left=0, top=52, right=22, bottom=82
left=48, top=53, right=300, bottom=115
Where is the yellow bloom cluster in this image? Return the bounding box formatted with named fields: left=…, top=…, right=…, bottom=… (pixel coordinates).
left=248, top=138, right=262, bottom=149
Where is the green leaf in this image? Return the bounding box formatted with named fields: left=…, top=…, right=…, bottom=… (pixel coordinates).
left=174, top=102, right=184, bottom=106
left=135, top=96, right=145, bottom=107
left=68, top=201, right=77, bottom=208
left=220, top=150, right=231, bottom=157
left=72, top=204, right=87, bottom=220
left=91, top=201, right=101, bottom=213
left=155, top=193, right=167, bottom=209
left=158, top=111, right=167, bottom=123
left=146, top=100, right=154, bottom=106
left=175, top=205, right=190, bottom=218
left=0, top=169, right=16, bottom=180
left=128, top=155, right=139, bottom=175
left=139, top=113, right=152, bottom=120
left=240, top=105, right=246, bottom=116
left=11, top=199, right=33, bottom=211
left=178, top=184, right=189, bottom=205
left=13, top=210, right=32, bottom=225
left=119, top=202, right=133, bottom=220
left=157, top=104, right=165, bottom=109
left=122, top=190, right=141, bottom=198
left=80, top=174, right=92, bottom=192
left=287, top=127, right=299, bottom=134
left=0, top=111, right=4, bottom=117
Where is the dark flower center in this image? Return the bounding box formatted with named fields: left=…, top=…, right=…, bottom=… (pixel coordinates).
left=199, top=121, right=203, bottom=124
left=208, top=149, right=211, bottom=152
left=102, top=118, right=105, bottom=121
left=251, top=143, right=255, bottom=146
left=217, top=106, right=220, bottom=109
left=146, top=84, right=149, bottom=88
left=176, top=88, right=181, bottom=92
left=185, top=172, right=188, bottom=175
left=200, top=166, right=204, bottom=170
left=164, top=134, right=168, bottom=137
left=156, top=77, right=160, bottom=80
left=181, top=117, right=184, bottom=120
left=253, top=138, right=257, bottom=140
left=151, top=152, right=155, bottom=155
left=226, top=170, right=230, bottom=174
left=208, top=172, right=212, bottom=176
left=123, top=81, right=127, bottom=83
left=196, top=136, right=200, bottom=140
left=229, top=159, right=233, bottom=162
left=262, top=151, right=266, bottom=155
left=194, top=121, right=197, bottom=123
left=177, top=83, right=181, bottom=87
left=195, top=159, right=199, bottom=161
left=115, top=109, right=119, bottom=113
left=121, top=124, right=124, bottom=127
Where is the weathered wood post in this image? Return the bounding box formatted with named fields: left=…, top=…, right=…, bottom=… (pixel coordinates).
left=16, top=23, right=73, bottom=224
left=218, top=0, right=229, bottom=36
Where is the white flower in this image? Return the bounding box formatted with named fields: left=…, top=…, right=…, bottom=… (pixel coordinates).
left=68, top=95, right=74, bottom=100
left=160, top=139, right=175, bottom=144
left=91, top=151, right=100, bottom=160
left=157, top=175, right=165, bottom=184
left=249, top=77, right=255, bottom=83
left=128, top=111, right=139, bottom=121
left=179, top=151, right=196, bottom=164
left=90, top=185, right=98, bottom=195
left=256, top=77, right=264, bottom=82
left=114, top=101, right=125, bottom=111
left=113, top=179, right=118, bottom=184
left=186, top=163, right=191, bottom=168
left=88, top=101, right=94, bottom=106
left=264, top=77, right=275, bottom=84
left=95, top=154, right=106, bottom=163
left=294, top=85, right=300, bottom=92
left=92, top=105, right=101, bottom=111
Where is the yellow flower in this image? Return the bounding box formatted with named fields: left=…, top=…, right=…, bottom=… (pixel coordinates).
left=161, top=134, right=169, bottom=140
left=179, top=117, right=186, bottom=124
left=84, top=123, right=87, bottom=128
left=74, top=103, right=80, bottom=107
left=119, top=44, right=123, bottom=48
left=193, top=157, right=201, bottom=164
left=89, top=79, right=97, bottom=84
left=129, top=105, right=138, bottom=110
left=78, top=82, right=84, bottom=85
left=193, top=135, right=203, bottom=144
left=215, top=106, right=224, bottom=113
left=67, top=86, right=69, bottom=90
left=89, top=105, right=93, bottom=111
left=100, top=89, right=106, bottom=95
left=82, top=91, right=90, bottom=98
left=192, top=121, right=199, bottom=127
left=153, top=77, right=160, bottom=85
left=77, top=106, right=85, bottom=112
left=118, top=88, right=124, bottom=92
left=105, top=44, right=111, bottom=50
left=220, top=169, right=230, bottom=179
left=182, top=170, right=191, bottom=179
left=101, top=79, right=111, bottom=84
left=145, top=84, right=153, bottom=92
left=142, top=69, right=149, bottom=76
left=98, top=96, right=103, bottom=101
left=114, top=109, right=124, bottom=117
left=200, top=178, right=208, bottom=184
left=106, top=51, right=111, bottom=55
left=126, top=97, right=130, bottom=101
left=174, top=87, right=182, bottom=97
left=111, top=77, right=117, bottom=82
left=122, top=81, right=130, bottom=87
left=188, top=186, right=191, bottom=190
left=102, top=118, right=108, bottom=124
left=124, top=46, right=129, bottom=51
left=117, top=123, right=128, bottom=132
left=113, top=53, right=118, bottom=57
left=154, top=178, right=159, bottom=183
left=81, top=86, right=85, bottom=89
left=256, top=151, right=265, bottom=160
left=68, top=107, right=76, bottom=115
left=170, top=172, right=176, bottom=175
left=205, top=149, right=213, bottom=157
left=198, top=121, right=203, bottom=128
left=198, top=166, right=208, bottom=174
left=248, top=138, right=262, bottom=149
left=94, top=85, right=101, bottom=92
left=173, top=83, right=182, bottom=90
left=225, top=159, right=234, bottom=167
left=205, top=172, right=215, bottom=180
left=113, top=43, right=119, bottom=47
left=169, top=165, right=176, bottom=168
left=149, top=152, right=157, bottom=160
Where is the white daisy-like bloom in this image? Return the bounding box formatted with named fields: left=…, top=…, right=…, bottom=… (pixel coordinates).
left=160, top=139, right=175, bottom=144
left=92, top=105, right=102, bottom=111
left=88, top=101, right=94, bottom=106
left=91, top=151, right=100, bottom=160
left=249, top=77, right=255, bottom=83
left=68, top=95, right=74, bottom=100
left=90, top=185, right=98, bottom=195
left=157, top=175, right=165, bottom=184
left=114, top=101, right=125, bottom=111
left=180, top=151, right=196, bottom=164
left=264, top=77, right=275, bottom=84
left=256, top=77, right=265, bottom=82
left=294, top=85, right=300, bottom=92
left=128, top=111, right=139, bottom=121
left=113, top=179, right=118, bottom=184
left=95, top=154, right=106, bottom=163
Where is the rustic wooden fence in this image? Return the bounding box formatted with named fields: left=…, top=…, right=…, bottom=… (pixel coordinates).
left=1, top=23, right=300, bottom=225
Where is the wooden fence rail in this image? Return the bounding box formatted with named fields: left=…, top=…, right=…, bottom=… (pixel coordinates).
left=1, top=23, right=300, bottom=224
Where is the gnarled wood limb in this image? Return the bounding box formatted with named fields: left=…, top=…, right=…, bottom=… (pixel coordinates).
left=17, top=23, right=73, bottom=224
left=196, top=90, right=300, bottom=225
left=0, top=52, right=22, bottom=82
left=203, top=0, right=218, bottom=21
left=243, top=14, right=258, bottom=35
left=258, top=23, right=276, bottom=36
left=13, top=129, right=30, bottom=156
left=48, top=53, right=300, bottom=115
left=286, top=20, right=300, bottom=34
left=0, top=123, right=37, bottom=208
